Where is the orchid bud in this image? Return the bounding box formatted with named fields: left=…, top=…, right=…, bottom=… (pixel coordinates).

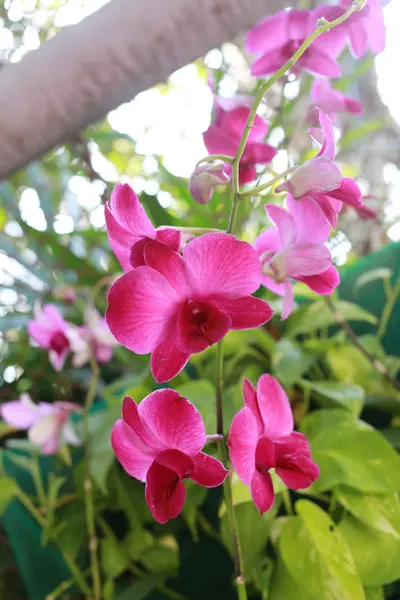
left=189, top=162, right=231, bottom=205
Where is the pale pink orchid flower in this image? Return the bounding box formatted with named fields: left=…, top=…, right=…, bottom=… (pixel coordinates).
left=255, top=201, right=339, bottom=319
left=111, top=390, right=227, bottom=523
left=68, top=307, right=118, bottom=367
left=28, top=304, right=72, bottom=372
left=203, top=106, right=277, bottom=186
left=105, top=183, right=182, bottom=272
left=338, top=0, right=386, bottom=58
left=276, top=109, right=363, bottom=228
left=228, top=375, right=319, bottom=514
left=310, top=79, right=362, bottom=125
left=246, top=6, right=348, bottom=78
left=1, top=394, right=80, bottom=455
left=106, top=233, right=273, bottom=382
left=189, top=162, right=232, bottom=205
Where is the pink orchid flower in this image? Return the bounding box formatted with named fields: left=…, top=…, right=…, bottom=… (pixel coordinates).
left=106, top=233, right=273, bottom=382
left=338, top=0, right=386, bottom=58
left=111, top=390, right=227, bottom=523
left=255, top=201, right=339, bottom=319
left=189, top=162, right=232, bottom=205
left=203, top=106, right=277, bottom=186
left=228, top=375, right=320, bottom=514
left=1, top=394, right=80, bottom=455
left=246, top=6, right=347, bottom=78
left=276, top=109, right=363, bottom=228
left=28, top=304, right=72, bottom=372
left=105, top=183, right=182, bottom=272
left=68, top=307, right=118, bottom=367
left=310, top=79, right=362, bottom=125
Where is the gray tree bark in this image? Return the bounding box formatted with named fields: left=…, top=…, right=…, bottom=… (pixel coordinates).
left=0, top=0, right=287, bottom=180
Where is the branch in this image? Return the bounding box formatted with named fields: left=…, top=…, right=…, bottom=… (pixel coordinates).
left=0, top=0, right=288, bottom=179
left=324, top=296, right=400, bottom=392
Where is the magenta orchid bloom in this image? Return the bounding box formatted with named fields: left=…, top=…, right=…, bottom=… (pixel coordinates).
left=203, top=106, right=277, bottom=186
left=111, top=390, right=227, bottom=523
left=310, top=79, right=362, bottom=125
left=228, top=375, right=320, bottom=514
left=246, top=6, right=347, bottom=78
left=106, top=233, right=273, bottom=382
left=276, top=109, right=363, bottom=228
left=338, top=0, right=386, bottom=58
left=28, top=304, right=72, bottom=372
left=68, top=307, right=118, bottom=367
left=255, top=201, right=339, bottom=319
left=1, top=394, right=80, bottom=455
left=189, top=162, right=232, bottom=205
left=105, top=183, right=182, bottom=272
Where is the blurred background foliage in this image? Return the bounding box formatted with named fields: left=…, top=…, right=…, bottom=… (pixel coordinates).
left=1, top=1, right=400, bottom=599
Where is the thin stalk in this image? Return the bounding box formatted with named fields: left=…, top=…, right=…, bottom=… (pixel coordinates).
left=226, top=0, right=365, bottom=235
left=84, top=355, right=101, bottom=600
left=215, top=341, right=247, bottom=600
left=45, top=569, right=91, bottom=600
left=239, top=167, right=296, bottom=198
left=377, top=273, right=400, bottom=340
left=282, top=489, right=293, bottom=515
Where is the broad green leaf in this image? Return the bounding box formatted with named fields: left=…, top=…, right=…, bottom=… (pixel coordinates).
left=101, top=537, right=129, bottom=578
left=280, top=500, right=364, bottom=600
left=272, top=339, right=316, bottom=386
left=103, top=578, right=115, bottom=600
left=175, top=380, right=215, bottom=433
left=334, top=486, right=400, bottom=537
left=54, top=509, right=86, bottom=558
left=299, top=380, right=364, bottom=415
left=301, top=409, right=400, bottom=493
left=221, top=501, right=275, bottom=582
left=0, top=421, right=17, bottom=439
left=287, top=300, right=377, bottom=336
left=0, top=476, right=17, bottom=516
left=364, top=587, right=384, bottom=600
left=339, top=515, right=400, bottom=586
left=269, top=557, right=314, bottom=600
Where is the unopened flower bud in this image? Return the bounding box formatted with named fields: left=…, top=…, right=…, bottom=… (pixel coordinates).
left=189, top=162, right=231, bottom=205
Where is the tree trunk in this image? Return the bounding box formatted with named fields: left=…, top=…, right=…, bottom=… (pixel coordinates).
left=0, top=0, right=287, bottom=179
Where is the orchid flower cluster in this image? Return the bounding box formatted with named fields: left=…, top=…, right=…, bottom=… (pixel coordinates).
left=104, top=0, right=382, bottom=528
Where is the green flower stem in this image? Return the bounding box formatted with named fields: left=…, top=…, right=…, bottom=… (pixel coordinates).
left=195, top=154, right=234, bottom=169
left=239, top=167, right=296, bottom=198
left=215, top=341, right=247, bottom=600
left=84, top=355, right=102, bottom=600
left=377, top=273, right=400, bottom=340
left=226, top=0, right=365, bottom=235
left=31, top=452, right=47, bottom=509
left=17, top=488, right=91, bottom=597
left=45, top=569, right=91, bottom=600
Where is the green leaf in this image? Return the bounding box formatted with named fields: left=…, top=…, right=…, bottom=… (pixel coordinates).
left=299, top=380, right=365, bottom=415
left=124, top=529, right=154, bottom=561
left=140, top=537, right=179, bottom=575
left=221, top=501, right=275, bottom=582
left=55, top=509, right=86, bottom=558
left=116, top=575, right=166, bottom=600
left=301, top=409, right=400, bottom=494
left=355, top=268, right=392, bottom=291
left=288, top=300, right=377, bottom=336
left=280, top=500, right=364, bottom=600
left=339, top=515, right=400, bottom=586
left=101, top=537, right=129, bottom=578
left=269, top=557, right=314, bottom=600
left=88, top=406, right=120, bottom=493
left=334, top=486, right=400, bottom=537
left=175, top=380, right=215, bottom=433
left=0, top=476, right=17, bottom=516
left=364, top=587, right=384, bottom=600
left=182, top=481, right=207, bottom=541
left=272, top=339, right=316, bottom=386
